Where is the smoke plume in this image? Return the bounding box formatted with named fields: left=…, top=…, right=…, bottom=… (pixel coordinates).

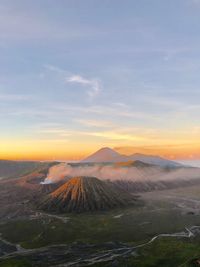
left=42, top=163, right=200, bottom=184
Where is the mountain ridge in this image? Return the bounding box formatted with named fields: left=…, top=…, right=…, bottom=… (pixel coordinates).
left=82, top=147, right=127, bottom=163
left=82, top=147, right=182, bottom=167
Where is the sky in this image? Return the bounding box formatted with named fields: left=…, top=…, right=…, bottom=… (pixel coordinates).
left=1, top=0, right=200, bottom=160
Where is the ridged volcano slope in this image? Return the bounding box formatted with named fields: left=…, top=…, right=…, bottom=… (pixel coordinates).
left=41, top=176, right=136, bottom=213
left=114, top=160, right=155, bottom=168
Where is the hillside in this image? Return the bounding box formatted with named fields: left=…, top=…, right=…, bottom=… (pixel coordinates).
left=114, top=160, right=155, bottom=168
left=0, top=160, right=57, bottom=180
left=41, top=176, right=136, bottom=213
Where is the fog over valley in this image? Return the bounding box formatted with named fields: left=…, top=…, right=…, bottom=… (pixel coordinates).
left=42, top=162, right=200, bottom=184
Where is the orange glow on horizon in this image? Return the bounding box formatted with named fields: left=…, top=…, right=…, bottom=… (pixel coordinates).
left=1, top=138, right=200, bottom=161
left=0, top=138, right=100, bottom=161
left=114, top=144, right=200, bottom=161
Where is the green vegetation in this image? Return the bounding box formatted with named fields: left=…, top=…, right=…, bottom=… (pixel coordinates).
left=1, top=190, right=200, bottom=266
left=0, top=259, right=32, bottom=267
left=1, top=199, right=200, bottom=249
left=89, top=239, right=200, bottom=267
left=1, top=236, right=200, bottom=266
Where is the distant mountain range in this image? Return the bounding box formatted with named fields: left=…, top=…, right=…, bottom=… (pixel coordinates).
left=0, top=160, right=57, bottom=180
left=82, top=147, right=182, bottom=167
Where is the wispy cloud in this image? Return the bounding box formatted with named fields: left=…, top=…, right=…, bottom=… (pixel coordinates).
left=32, top=122, right=158, bottom=144
left=66, top=75, right=101, bottom=98
left=86, top=131, right=148, bottom=142
left=76, top=119, right=115, bottom=128
left=43, top=65, right=102, bottom=99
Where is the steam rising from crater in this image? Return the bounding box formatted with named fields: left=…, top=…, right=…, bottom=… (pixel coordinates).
left=42, top=162, right=200, bottom=184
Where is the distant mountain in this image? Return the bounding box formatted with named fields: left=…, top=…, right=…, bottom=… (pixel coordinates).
left=128, top=153, right=182, bottom=167
left=82, top=147, right=127, bottom=163
left=82, top=147, right=182, bottom=167
left=113, top=175, right=200, bottom=193
left=0, top=160, right=56, bottom=180
left=114, top=160, right=156, bottom=168
left=41, top=176, right=136, bottom=213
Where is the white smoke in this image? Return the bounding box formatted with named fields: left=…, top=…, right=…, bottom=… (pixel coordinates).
left=42, top=163, right=200, bottom=184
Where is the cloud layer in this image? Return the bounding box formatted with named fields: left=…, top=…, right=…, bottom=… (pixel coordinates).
left=43, top=162, right=200, bottom=184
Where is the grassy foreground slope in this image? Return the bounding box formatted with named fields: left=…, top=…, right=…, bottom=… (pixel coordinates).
left=0, top=236, right=200, bottom=266
left=88, top=238, right=200, bottom=267
left=0, top=204, right=200, bottom=248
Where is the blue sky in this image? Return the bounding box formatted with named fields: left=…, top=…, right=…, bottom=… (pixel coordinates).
left=1, top=0, right=200, bottom=160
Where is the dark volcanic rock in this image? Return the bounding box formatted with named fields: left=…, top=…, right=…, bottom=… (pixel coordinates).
left=41, top=176, right=136, bottom=213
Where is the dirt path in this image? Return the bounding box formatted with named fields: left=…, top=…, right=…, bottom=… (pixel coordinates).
left=1, top=225, right=199, bottom=266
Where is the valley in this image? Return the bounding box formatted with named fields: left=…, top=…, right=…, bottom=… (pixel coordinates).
left=1, top=182, right=200, bottom=266
left=1, top=152, right=200, bottom=266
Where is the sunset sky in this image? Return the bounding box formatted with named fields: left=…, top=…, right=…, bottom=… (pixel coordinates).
left=1, top=0, right=200, bottom=160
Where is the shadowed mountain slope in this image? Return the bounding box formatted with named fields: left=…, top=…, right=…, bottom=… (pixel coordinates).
left=114, top=160, right=155, bottom=168
left=128, top=153, right=181, bottom=167
left=82, top=147, right=182, bottom=167
left=41, top=176, right=136, bottom=213
left=0, top=160, right=58, bottom=180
